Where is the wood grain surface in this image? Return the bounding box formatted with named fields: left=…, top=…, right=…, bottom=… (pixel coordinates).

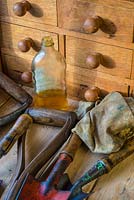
left=66, top=36, right=133, bottom=79
left=0, top=0, right=57, bottom=26
left=1, top=22, right=58, bottom=72
left=58, top=0, right=134, bottom=43
left=0, top=16, right=134, bottom=51
left=0, top=0, right=134, bottom=198
left=0, top=92, right=134, bottom=199
left=66, top=64, right=129, bottom=99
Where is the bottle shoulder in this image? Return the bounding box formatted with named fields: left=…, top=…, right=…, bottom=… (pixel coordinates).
left=32, top=48, right=66, bottom=68
left=32, top=50, right=46, bottom=63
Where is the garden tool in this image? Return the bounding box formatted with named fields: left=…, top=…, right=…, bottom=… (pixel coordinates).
left=0, top=71, right=32, bottom=126
left=14, top=133, right=82, bottom=200
left=10, top=134, right=134, bottom=200
left=68, top=137, right=134, bottom=200
left=0, top=114, right=32, bottom=158
left=1, top=108, right=77, bottom=200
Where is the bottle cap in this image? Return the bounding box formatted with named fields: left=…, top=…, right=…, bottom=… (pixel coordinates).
left=42, top=36, right=54, bottom=47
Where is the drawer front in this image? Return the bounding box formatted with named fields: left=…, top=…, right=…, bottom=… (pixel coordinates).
left=130, top=85, right=134, bottom=97
left=131, top=52, right=134, bottom=79
left=1, top=23, right=58, bottom=72
left=66, top=36, right=132, bottom=79
left=58, top=0, right=134, bottom=42
left=0, top=0, right=57, bottom=26
left=66, top=64, right=129, bottom=99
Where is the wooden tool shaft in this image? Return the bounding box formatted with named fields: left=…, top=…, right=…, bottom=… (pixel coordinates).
left=63, top=133, right=82, bottom=158
left=0, top=114, right=32, bottom=158
left=69, top=138, right=134, bottom=199
left=105, top=138, right=134, bottom=169
left=2, top=111, right=77, bottom=200
left=26, top=107, right=77, bottom=127
left=0, top=72, right=32, bottom=104
left=41, top=134, right=82, bottom=194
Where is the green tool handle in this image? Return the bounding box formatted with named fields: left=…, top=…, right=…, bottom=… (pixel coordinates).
left=0, top=114, right=32, bottom=158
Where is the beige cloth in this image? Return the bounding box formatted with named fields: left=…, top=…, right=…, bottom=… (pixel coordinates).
left=72, top=92, right=134, bottom=154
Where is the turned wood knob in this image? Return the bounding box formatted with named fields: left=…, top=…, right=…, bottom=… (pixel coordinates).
left=13, top=0, right=31, bottom=17
left=21, top=71, right=32, bottom=83
left=84, top=86, right=100, bottom=102
left=18, top=38, right=34, bottom=52
left=86, top=53, right=103, bottom=69
left=83, top=16, right=103, bottom=34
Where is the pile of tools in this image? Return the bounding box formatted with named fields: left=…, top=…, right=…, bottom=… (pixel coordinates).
left=0, top=72, right=134, bottom=200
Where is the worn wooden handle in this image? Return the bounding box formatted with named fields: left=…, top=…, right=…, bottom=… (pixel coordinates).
left=13, top=0, right=31, bottom=17
left=106, top=138, right=134, bottom=169
left=2, top=109, right=78, bottom=200
left=69, top=138, right=134, bottom=200
left=86, top=53, right=103, bottom=69
left=0, top=114, right=32, bottom=158
left=63, top=134, right=82, bottom=158
left=83, top=16, right=103, bottom=34
left=26, top=107, right=77, bottom=127
left=18, top=38, right=34, bottom=52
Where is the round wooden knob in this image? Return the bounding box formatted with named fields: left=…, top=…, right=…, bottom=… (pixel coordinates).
left=21, top=71, right=32, bottom=83
left=84, top=86, right=100, bottom=102
left=13, top=0, right=31, bottom=17
left=18, top=38, right=34, bottom=52
left=83, top=16, right=103, bottom=34
left=86, top=53, right=102, bottom=69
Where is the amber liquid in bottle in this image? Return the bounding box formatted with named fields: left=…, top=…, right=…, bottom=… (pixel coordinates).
left=32, top=36, right=68, bottom=110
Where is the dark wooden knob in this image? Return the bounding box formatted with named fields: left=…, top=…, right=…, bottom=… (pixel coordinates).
left=18, top=38, right=34, bottom=52
left=83, top=16, right=103, bottom=34
left=13, top=0, right=31, bottom=17
left=21, top=71, right=32, bottom=83
left=84, top=86, right=101, bottom=102
left=86, top=53, right=103, bottom=69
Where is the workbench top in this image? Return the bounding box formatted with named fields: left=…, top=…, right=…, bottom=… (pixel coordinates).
left=0, top=88, right=134, bottom=200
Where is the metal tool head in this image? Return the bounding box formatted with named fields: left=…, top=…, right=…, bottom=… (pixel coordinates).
left=16, top=174, right=71, bottom=200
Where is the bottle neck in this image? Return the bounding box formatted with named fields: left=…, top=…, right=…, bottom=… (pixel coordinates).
left=41, top=45, right=55, bottom=53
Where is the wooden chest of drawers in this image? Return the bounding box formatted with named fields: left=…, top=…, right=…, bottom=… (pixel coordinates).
left=0, top=0, right=134, bottom=99
left=0, top=1, right=134, bottom=199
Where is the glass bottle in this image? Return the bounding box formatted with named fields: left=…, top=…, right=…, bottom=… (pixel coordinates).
left=32, top=36, right=68, bottom=110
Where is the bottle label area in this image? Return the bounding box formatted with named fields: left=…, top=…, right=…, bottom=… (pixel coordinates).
left=34, top=68, right=61, bottom=93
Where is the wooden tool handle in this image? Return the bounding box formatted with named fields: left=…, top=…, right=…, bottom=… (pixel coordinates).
left=107, top=138, right=134, bottom=168
left=2, top=109, right=78, bottom=200
left=0, top=114, right=32, bottom=158
left=26, top=107, right=77, bottom=127
left=63, top=134, right=82, bottom=158
left=0, top=72, right=32, bottom=104
left=69, top=138, right=134, bottom=199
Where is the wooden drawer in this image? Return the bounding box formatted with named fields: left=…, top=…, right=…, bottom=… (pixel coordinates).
left=66, top=36, right=132, bottom=79
left=0, top=0, right=57, bottom=26
left=131, top=52, right=134, bottom=79
left=0, top=23, right=58, bottom=72
left=58, top=0, right=134, bottom=43
left=66, top=64, right=129, bottom=99
left=130, top=86, right=134, bottom=97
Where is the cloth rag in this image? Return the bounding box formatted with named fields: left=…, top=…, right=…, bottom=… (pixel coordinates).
left=72, top=92, right=134, bottom=154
